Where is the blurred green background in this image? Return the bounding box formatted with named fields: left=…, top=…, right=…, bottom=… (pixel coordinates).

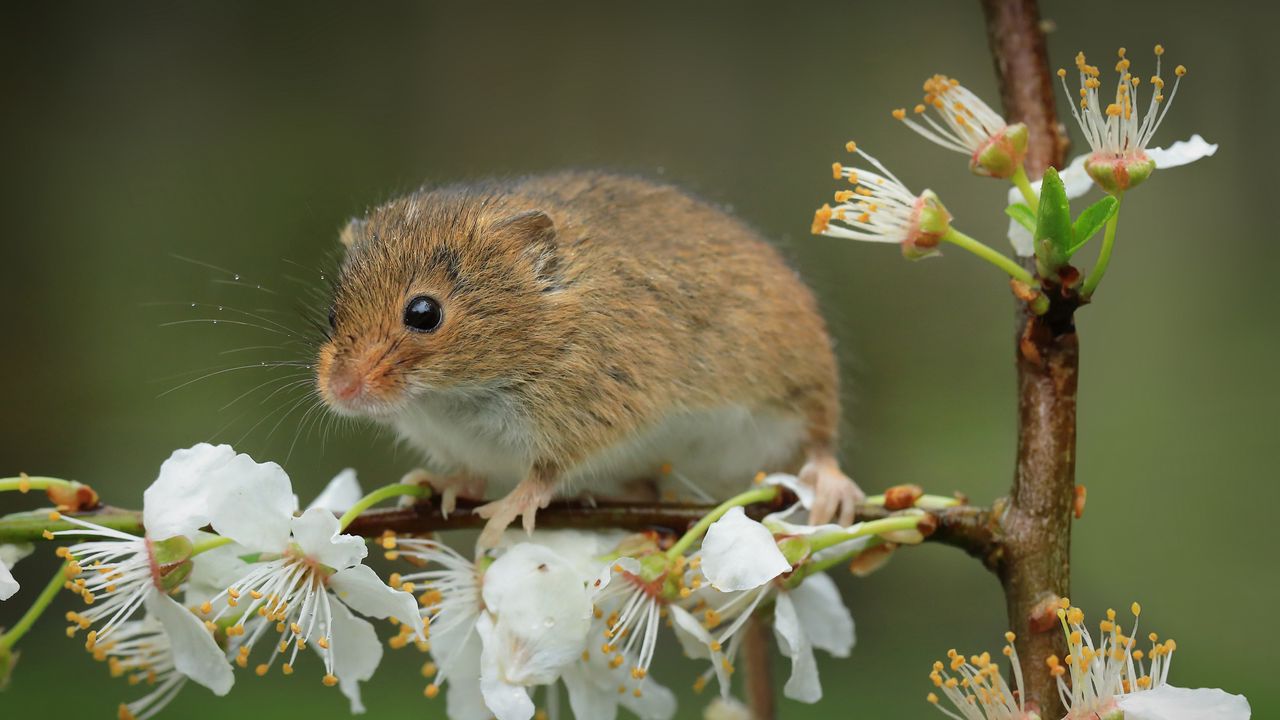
left=2, top=1, right=1274, bottom=717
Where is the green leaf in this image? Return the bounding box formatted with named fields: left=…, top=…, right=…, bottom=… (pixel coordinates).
left=1004, top=202, right=1036, bottom=233
left=1068, top=196, right=1119, bottom=255
left=1034, top=166, right=1073, bottom=275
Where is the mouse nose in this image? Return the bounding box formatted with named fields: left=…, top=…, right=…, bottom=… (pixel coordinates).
left=328, top=367, right=365, bottom=403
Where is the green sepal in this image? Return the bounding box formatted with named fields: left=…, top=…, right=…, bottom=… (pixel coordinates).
left=1033, top=166, right=1073, bottom=277
left=638, top=553, right=670, bottom=583
left=1068, top=196, right=1119, bottom=255
left=1005, top=202, right=1036, bottom=233
left=159, top=559, right=194, bottom=591
left=776, top=536, right=811, bottom=567
left=150, top=535, right=195, bottom=566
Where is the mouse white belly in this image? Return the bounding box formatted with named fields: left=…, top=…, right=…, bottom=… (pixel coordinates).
left=391, top=390, right=806, bottom=502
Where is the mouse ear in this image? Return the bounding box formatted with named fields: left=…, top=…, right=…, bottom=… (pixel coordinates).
left=338, top=217, right=368, bottom=250
left=492, top=210, right=563, bottom=290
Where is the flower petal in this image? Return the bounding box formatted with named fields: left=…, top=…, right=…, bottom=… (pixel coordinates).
left=701, top=507, right=789, bottom=592
left=144, top=590, right=234, bottom=695
left=589, top=556, right=641, bottom=600
left=670, top=605, right=731, bottom=694
left=619, top=672, right=677, bottom=720
left=1117, top=684, right=1251, bottom=720
left=763, top=473, right=814, bottom=509
left=184, top=540, right=251, bottom=606
left=0, top=543, right=32, bottom=601
left=307, top=468, right=363, bottom=514
left=477, top=612, right=536, bottom=720
left=499, top=529, right=628, bottom=582
left=482, top=543, right=592, bottom=686
left=144, top=443, right=296, bottom=552
left=434, top=622, right=490, bottom=720
left=326, top=599, right=384, bottom=715
left=0, top=565, right=16, bottom=601
left=1147, top=134, right=1219, bottom=170
left=561, top=662, right=620, bottom=720
left=786, top=573, right=854, bottom=657
left=290, top=508, right=368, bottom=571
left=703, top=697, right=752, bottom=720
left=772, top=592, right=821, bottom=703
left=329, top=563, right=425, bottom=639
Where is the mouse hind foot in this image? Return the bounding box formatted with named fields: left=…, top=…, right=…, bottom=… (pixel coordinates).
left=475, top=465, right=558, bottom=547
left=799, top=451, right=865, bottom=526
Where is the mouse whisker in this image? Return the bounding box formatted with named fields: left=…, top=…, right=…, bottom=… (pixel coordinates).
left=158, top=318, right=296, bottom=338
left=219, top=373, right=313, bottom=412
left=156, top=362, right=310, bottom=398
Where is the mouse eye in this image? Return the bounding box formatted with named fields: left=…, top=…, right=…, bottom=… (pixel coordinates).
left=327, top=305, right=337, bottom=331
left=404, top=295, right=443, bottom=333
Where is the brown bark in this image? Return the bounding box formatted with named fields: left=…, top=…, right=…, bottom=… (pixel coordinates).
left=980, top=0, right=1075, bottom=716
left=743, top=614, right=776, bottom=720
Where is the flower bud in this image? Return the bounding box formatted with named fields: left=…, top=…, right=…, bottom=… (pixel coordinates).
left=882, top=484, right=924, bottom=511
left=847, top=542, right=896, bottom=577
left=970, top=122, right=1029, bottom=179
left=46, top=481, right=99, bottom=512
left=1084, top=152, right=1155, bottom=194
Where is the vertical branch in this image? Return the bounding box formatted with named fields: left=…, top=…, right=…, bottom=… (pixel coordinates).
left=743, top=614, right=776, bottom=720
left=980, top=0, right=1074, bottom=716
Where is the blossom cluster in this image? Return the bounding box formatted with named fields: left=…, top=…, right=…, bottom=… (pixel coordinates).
left=0, top=445, right=921, bottom=719
left=813, top=45, right=1216, bottom=303
left=926, top=600, right=1251, bottom=720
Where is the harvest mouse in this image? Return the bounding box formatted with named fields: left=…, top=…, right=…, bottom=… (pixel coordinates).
left=316, top=171, right=862, bottom=545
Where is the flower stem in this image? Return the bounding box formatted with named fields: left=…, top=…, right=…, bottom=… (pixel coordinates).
left=0, top=476, right=76, bottom=494
left=0, top=561, right=69, bottom=651
left=338, top=483, right=432, bottom=531
left=1011, top=164, right=1039, bottom=209
left=666, top=485, right=781, bottom=559
left=1081, top=195, right=1124, bottom=298
left=942, top=227, right=1037, bottom=285
left=191, top=535, right=234, bottom=556
left=785, top=538, right=885, bottom=588
left=805, top=514, right=927, bottom=555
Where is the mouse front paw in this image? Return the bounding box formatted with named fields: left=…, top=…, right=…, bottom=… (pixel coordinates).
left=474, top=472, right=557, bottom=547
left=799, top=454, right=865, bottom=526
left=400, top=469, right=486, bottom=517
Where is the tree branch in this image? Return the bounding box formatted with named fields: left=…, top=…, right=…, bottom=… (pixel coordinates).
left=0, top=498, right=998, bottom=560
left=980, top=0, right=1075, bottom=716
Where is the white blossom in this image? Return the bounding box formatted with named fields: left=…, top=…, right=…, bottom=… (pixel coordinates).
left=893, top=75, right=1029, bottom=179
left=51, top=444, right=267, bottom=696
left=814, top=143, right=952, bottom=260
left=1004, top=134, right=1216, bottom=256
left=691, top=507, right=857, bottom=703
left=1049, top=601, right=1251, bottom=720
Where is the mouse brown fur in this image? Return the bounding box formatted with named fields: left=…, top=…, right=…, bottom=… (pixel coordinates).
left=317, top=171, right=861, bottom=544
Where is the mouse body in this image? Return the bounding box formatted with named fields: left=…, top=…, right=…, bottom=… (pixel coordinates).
left=317, top=171, right=861, bottom=544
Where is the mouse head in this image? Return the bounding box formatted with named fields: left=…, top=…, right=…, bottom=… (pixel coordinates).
left=316, top=186, right=572, bottom=418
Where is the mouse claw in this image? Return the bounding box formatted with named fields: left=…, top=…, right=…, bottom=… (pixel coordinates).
left=475, top=474, right=557, bottom=547
left=400, top=470, right=486, bottom=518
left=800, top=455, right=865, bottom=527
